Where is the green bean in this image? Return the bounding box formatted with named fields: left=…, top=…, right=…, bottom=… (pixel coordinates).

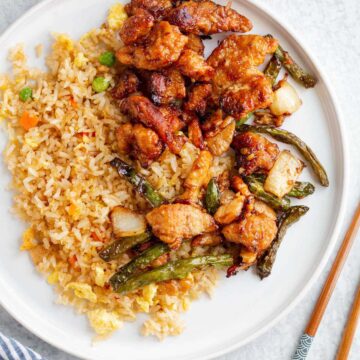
left=257, top=205, right=309, bottom=279
left=110, top=158, right=165, bottom=207
left=115, top=254, right=233, bottom=293
left=205, top=178, right=220, bottom=215
left=266, top=35, right=317, bottom=88
left=110, top=243, right=169, bottom=291
left=244, top=175, right=291, bottom=211
left=264, top=55, right=281, bottom=85
left=237, top=125, right=329, bottom=187
left=236, top=112, right=253, bottom=127
left=288, top=181, right=315, bottom=199
left=99, top=231, right=152, bottom=262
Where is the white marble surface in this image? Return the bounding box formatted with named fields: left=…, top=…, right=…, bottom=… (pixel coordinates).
left=0, top=0, right=359, bottom=359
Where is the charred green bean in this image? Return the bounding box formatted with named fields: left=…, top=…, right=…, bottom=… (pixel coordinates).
left=110, top=158, right=165, bottom=207
left=110, top=242, right=169, bottom=291
left=264, top=55, right=281, bottom=85
left=99, top=231, right=152, bottom=262
left=115, top=254, right=233, bottom=293
left=257, top=205, right=309, bottom=279
left=205, top=178, right=220, bottom=215
left=265, top=35, right=317, bottom=88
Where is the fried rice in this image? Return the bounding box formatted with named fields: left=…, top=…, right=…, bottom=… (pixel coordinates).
left=0, top=3, right=234, bottom=340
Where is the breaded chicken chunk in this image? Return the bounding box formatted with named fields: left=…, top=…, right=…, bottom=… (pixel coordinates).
left=185, top=34, right=204, bottom=56
left=158, top=105, right=185, bottom=132
left=208, top=35, right=278, bottom=70
left=125, top=0, right=173, bottom=18
left=219, top=68, right=274, bottom=118
left=176, top=49, right=214, bottom=81
left=187, top=116, right=205, bottom=149
left=207, top=35, right=279, bottom=117
left=116, top=123, right=163, bottom=167
left=166, top=1, right=252, bottom=35
left=232, top=131, right=279, bottom=175
left=184, top=83, right=212, bottom=116
left=222, top=200, right=277, bottom=254
left=177, top=150, right=213, bottom=203
left=119, top=9, right=154, bottom=45
left=116, top=21, right=188, bottom=70
left=192, top=232, right=223, bottom=247
left=120, top=95, right=185, bottom=154
left=146, top=203, right=217, bottom=248
left=147, top=69, right=186, bottom=105
left=111, top=70, right=140, bottom=100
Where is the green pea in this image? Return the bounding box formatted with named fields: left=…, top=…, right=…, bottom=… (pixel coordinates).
left=92, top=77, right=110, bottom=93
left=19, top=87, right=33, bottom=102
left=99, top=51, right=116, bottom=67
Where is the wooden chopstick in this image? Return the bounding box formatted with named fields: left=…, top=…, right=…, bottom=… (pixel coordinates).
left=292, top=202, right=360, bottom=360
left=336, top=281, right=360, bottom=360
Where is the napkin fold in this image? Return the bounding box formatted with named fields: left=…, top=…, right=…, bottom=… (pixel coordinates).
left=0, top=332, right=44, bottom=360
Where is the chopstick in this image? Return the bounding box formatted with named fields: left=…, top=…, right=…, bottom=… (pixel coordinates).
left=292, top=202, right=360, bottom=360
left=336, top=281, right=360, bottom=360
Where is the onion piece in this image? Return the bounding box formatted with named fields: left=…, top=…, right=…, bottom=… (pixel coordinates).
left=264, top=150, right=304, bottom=198
left=270, top=80, right=302, bottom=116
left=110, top=206, right=147, bottom=237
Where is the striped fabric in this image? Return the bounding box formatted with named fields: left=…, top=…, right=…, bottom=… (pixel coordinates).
left=0, top=332, right=44, bottom=360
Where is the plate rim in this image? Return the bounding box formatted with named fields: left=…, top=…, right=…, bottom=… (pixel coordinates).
left=0, top=0, right=349, bottom=359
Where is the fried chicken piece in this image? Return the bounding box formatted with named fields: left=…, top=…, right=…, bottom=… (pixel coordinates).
left=208, top=35, right=278, bottom=70
left=216, top=170, right=231, bottom=194
left=231, top=175, right=251, bottom=197
left=192, top=232, right=223, bottom=247
left=132, top=124, right=164, bottom=166
left=147, top=69, right=186, bottom=105
left=214, top=193, right=245, bottom=225
left=120, top=95, right=185, bottom=154
left=184, top=83, right=212, bottom=116
left=119, top=9, right=154, bottom=45
left=185, top=34, right=204, bottom=55
left=219, top=69, right=275, bottom=119
left=166, top=1, right=252, bottom=35
left=232, top=131, right=279, bottom=175
left=201, top=109, right=224, bottom=133
left=207, top=35, right=279, bottom=117
left=146, top=203, right=217, bottom=248
left=125, top=0, right=173, bottom=18
left=116, top=123, right=163, bottom=167
left=222, top=200, right=277, bottom=254
left=116, top=21, right=188, bottom=70
left=176, top=49, right=214, bottom=81
left=116, top=123, right=133, bottom=154
left=177, top=150, right=213, bottom=204
left=111, top=70, right=140, bottom=100
left=188, top=116, right=205, bottom=149
left=158, top=105, right=185, bottom=132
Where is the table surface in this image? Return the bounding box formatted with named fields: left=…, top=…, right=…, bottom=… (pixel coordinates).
left=0, top=0, right=359, bottom=359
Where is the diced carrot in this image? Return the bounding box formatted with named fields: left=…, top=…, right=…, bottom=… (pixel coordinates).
left=68, top=254, right=78, bottom=268
left=75, top=131, right=96, bottom=138
left=20, top=111, right=39, bottom=130
left=70, top=97, right=78, bottom=108
left=91, top=231, right=105, bottom=243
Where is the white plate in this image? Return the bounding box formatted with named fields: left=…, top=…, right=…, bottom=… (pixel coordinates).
left=0, top=0, right=348, bottom=359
